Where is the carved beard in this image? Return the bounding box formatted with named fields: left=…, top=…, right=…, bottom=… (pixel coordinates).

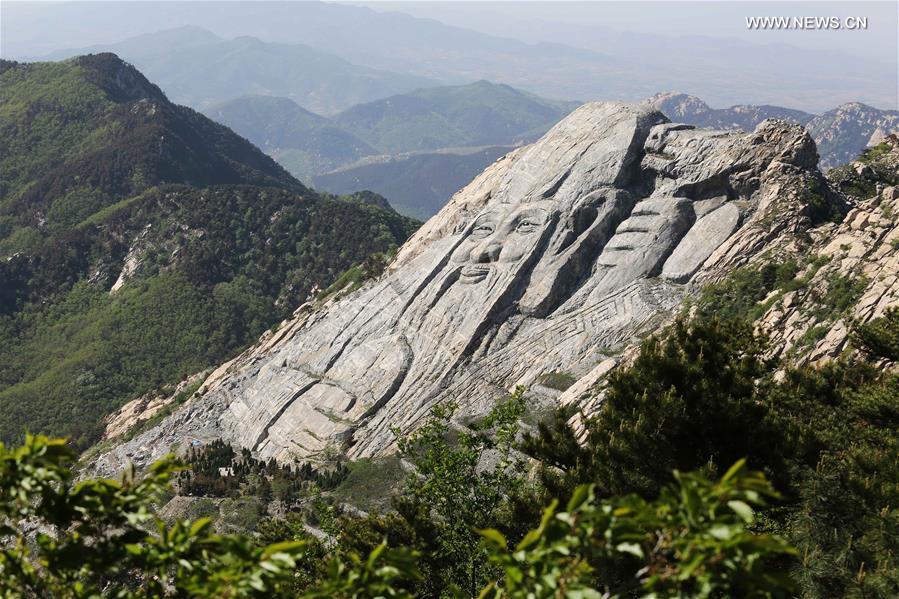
left=395, top=235, right=542, bottom=385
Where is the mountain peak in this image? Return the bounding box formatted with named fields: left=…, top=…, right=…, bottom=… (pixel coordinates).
left=645, top=92, right=711, bottom=117
left=828, top=101, right=890, bottom=115
left=71, top=53, right=167, bottom=103
left=0, top=56, right=305, bottom=226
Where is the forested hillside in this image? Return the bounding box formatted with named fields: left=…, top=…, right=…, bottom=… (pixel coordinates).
left=0, top=54, right=302, bottom=255
left=331, top=80, right=579, bottom=154
left=0, top=55, right=419, bottom=447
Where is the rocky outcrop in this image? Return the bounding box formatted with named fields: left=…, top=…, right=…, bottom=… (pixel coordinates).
left=101, top=373, right=205, bottom=440
left=646, top=92, right=898, bottom=169
left=756, top=140, right=899, bottom=364
left=90, top=102, right=831, bottom=476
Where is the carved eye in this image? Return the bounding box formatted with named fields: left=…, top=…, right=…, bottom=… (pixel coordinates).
left=471, top=222, right=495, bottom=238
left=516, top=219, right=540, bottom=233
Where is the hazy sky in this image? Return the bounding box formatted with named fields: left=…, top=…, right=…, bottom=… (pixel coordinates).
left=357, top=1, right=898, bottom=65
left=3, top=1, right=896, bottom=111
left=5, top=1, right=896, bottom=64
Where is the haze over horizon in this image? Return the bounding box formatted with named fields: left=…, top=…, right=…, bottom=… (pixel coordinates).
left=3, top=0, right=897, bottom=112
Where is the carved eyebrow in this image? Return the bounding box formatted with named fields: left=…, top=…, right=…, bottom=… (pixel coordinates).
left=471, top=213, right=499, bottom=227
left=514, top=208, right=548, bottom=223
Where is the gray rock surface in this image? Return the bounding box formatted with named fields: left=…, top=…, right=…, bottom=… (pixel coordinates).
left=90, top=102, right=825, bottom=475
left=662, top=203, right=741, bottom=283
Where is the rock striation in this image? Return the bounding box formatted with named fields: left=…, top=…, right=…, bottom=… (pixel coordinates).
left=91, top=102, right=830, bottom=474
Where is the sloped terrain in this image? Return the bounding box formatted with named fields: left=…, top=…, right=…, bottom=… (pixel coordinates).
left=79, top=104, right=899, bottom=599
left=0, top=56, right=419, bottom=446
left=93, top=101, right=854, bottom=472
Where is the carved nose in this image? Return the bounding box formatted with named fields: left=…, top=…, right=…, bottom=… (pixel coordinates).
left=473, top=241, right=501, bottom=263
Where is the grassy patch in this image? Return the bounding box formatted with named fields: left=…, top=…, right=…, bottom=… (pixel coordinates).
left=181, top=497, right=220, bottom=523
left=796, top=324, right=830, bottom=348
left=538, top=371, right=577, bottom=391
left=858, top=142, right=892, bottom=165
left=332, top=455, right=406, bottom=513
left=694, top=255, right=835, bottom=323
left=811, top=272, right=868, bottom=321
left=217, top=496, right=266, bottom=534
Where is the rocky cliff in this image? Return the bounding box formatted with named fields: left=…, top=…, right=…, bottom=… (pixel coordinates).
left=757, top=138, right=899, bottom=364
left=92, top=101, right=863, bottom=475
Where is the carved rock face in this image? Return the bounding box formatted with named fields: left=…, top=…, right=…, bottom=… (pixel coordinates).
left=95, top=101, right=820, bottom=471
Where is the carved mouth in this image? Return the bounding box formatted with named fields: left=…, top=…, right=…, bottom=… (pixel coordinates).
left=459, top=264, right=492, bottom=283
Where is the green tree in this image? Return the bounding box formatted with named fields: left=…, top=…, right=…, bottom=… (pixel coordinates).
left=480, top=460, right=796, bottom=599
left=522, top=312, right=899, bottom=598
left=0, top=434, right=419, bottom=598
left=391, top=388, right=528, bottom=596
left=523, top=317, right=789, bottom=502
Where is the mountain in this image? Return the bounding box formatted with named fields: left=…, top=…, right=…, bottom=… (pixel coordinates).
left=6, top=2, right=895, bottom=112
left=312, top=146, right=512, bottom=219
left=203, top=95, right=376, bottom=182
left=332, top=80, right=580, bottom=154
left=96, top=101, right=861, bottom=468
left=647, top=92, right=899, bottom=168
left=0, top=54, right=301, bottom=239
left=203, top=82, right=579, bottom=217
left=0, top=55, right=419, bottom=447
left=78, top=100, right=899, bottom=599
left=806, top=103, right=899, bottom=168
left=42, top=26, right=435, bottom=114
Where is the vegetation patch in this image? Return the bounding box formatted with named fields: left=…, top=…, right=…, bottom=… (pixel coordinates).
left=3, top=310, right=898, bottom=596
left=801, top=178, right=844, bottom=224
left=538, top=370, right=577, bottom=391
left=331, top=455, right=406, bottom=514
left=858, top=141, right=893, bottom=165
left=811, top=271, right=868, bottom=321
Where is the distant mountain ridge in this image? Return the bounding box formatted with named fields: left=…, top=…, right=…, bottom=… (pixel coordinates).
left=204, top=81, right=579, bottom=214
left=647, top=92, right=899, bottom=168
left=203, top=95, right=377, bottom=181
left=332, top=80, right=580, bottom=154
left=42, top=26, right=435, bottom=114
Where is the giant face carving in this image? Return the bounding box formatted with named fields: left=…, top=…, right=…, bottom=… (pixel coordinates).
left=450, top=203, right=553, bottom=285
left=207, top=102, right=794, bottom=463
left=394, top=200, right=558, bottom=374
